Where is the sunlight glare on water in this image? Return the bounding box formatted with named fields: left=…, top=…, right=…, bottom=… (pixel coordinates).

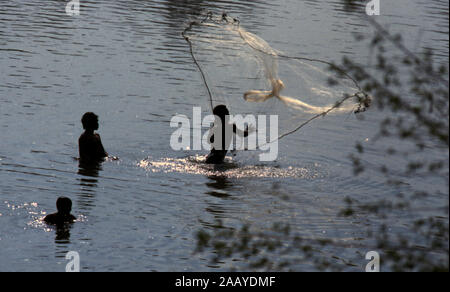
left=139, top=155, right=326, bottom=179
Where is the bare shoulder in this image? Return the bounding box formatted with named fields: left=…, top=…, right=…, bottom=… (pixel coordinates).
left=43, top=213, right=57, bottom=224
left=79, top=132, right=93, bottom=142
left=79, top=132, right=101, bottom=142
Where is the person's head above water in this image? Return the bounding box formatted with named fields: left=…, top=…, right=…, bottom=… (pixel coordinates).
left=43, top=196, right=76, bottom=225
left=56, top=197, right=72, bottom=215
left=81, top=112, right=99, bottom=131
left=213, top=105, right=230, bottom=120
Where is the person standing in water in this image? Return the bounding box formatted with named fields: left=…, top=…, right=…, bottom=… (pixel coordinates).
left=206, top=105, right=251, bottom=164
left=78, top=112, right=108, bottom=162
left=43, top=197, right=77, bottom=225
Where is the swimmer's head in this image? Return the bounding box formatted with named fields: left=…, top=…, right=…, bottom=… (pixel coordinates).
left=81, top=112, right=99, bottom=131
left=56, top=197, right=72, bottom=214
left=213, top=105, right=230, bottom=120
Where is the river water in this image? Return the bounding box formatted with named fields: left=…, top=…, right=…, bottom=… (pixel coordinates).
left=0, top=0, right=448, bottom=271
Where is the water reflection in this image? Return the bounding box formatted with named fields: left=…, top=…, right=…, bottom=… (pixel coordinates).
left=77, top=160, right=102, bottom=214
left=54, top=223, right=73, bottom=268
left=78, top=160, right=102, bottom=178
left=205, top=175, right=232, bottom=199
left=54, top=223, right=73, bottom=244
left=199, top=174, right=237, bottom=231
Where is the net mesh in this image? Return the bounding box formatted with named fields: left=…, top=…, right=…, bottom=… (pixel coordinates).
left=183, top=12, right=369, bottom=147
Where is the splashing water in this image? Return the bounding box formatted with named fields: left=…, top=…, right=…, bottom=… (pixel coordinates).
left=139, top=155, right=326, bottom=179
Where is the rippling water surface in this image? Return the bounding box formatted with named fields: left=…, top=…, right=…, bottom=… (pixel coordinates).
left=0, top=0, right=448, bottom=271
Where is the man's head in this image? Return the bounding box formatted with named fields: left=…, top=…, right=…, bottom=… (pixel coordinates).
left=56, top=197, right=72, bottom=214
left=213, top=105, right=230, bottom=120
left=81, top=112, right=99, bottom=131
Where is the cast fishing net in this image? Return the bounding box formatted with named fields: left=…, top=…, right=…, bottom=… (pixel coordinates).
left=183, top=12, right=369, bottom=153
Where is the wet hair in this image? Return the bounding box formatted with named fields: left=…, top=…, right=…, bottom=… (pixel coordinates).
left=56, top=197, right=72, bottom=214
left=81, top=112, right=99, bottom=130
left=213, top=105, right=229, bottom=120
